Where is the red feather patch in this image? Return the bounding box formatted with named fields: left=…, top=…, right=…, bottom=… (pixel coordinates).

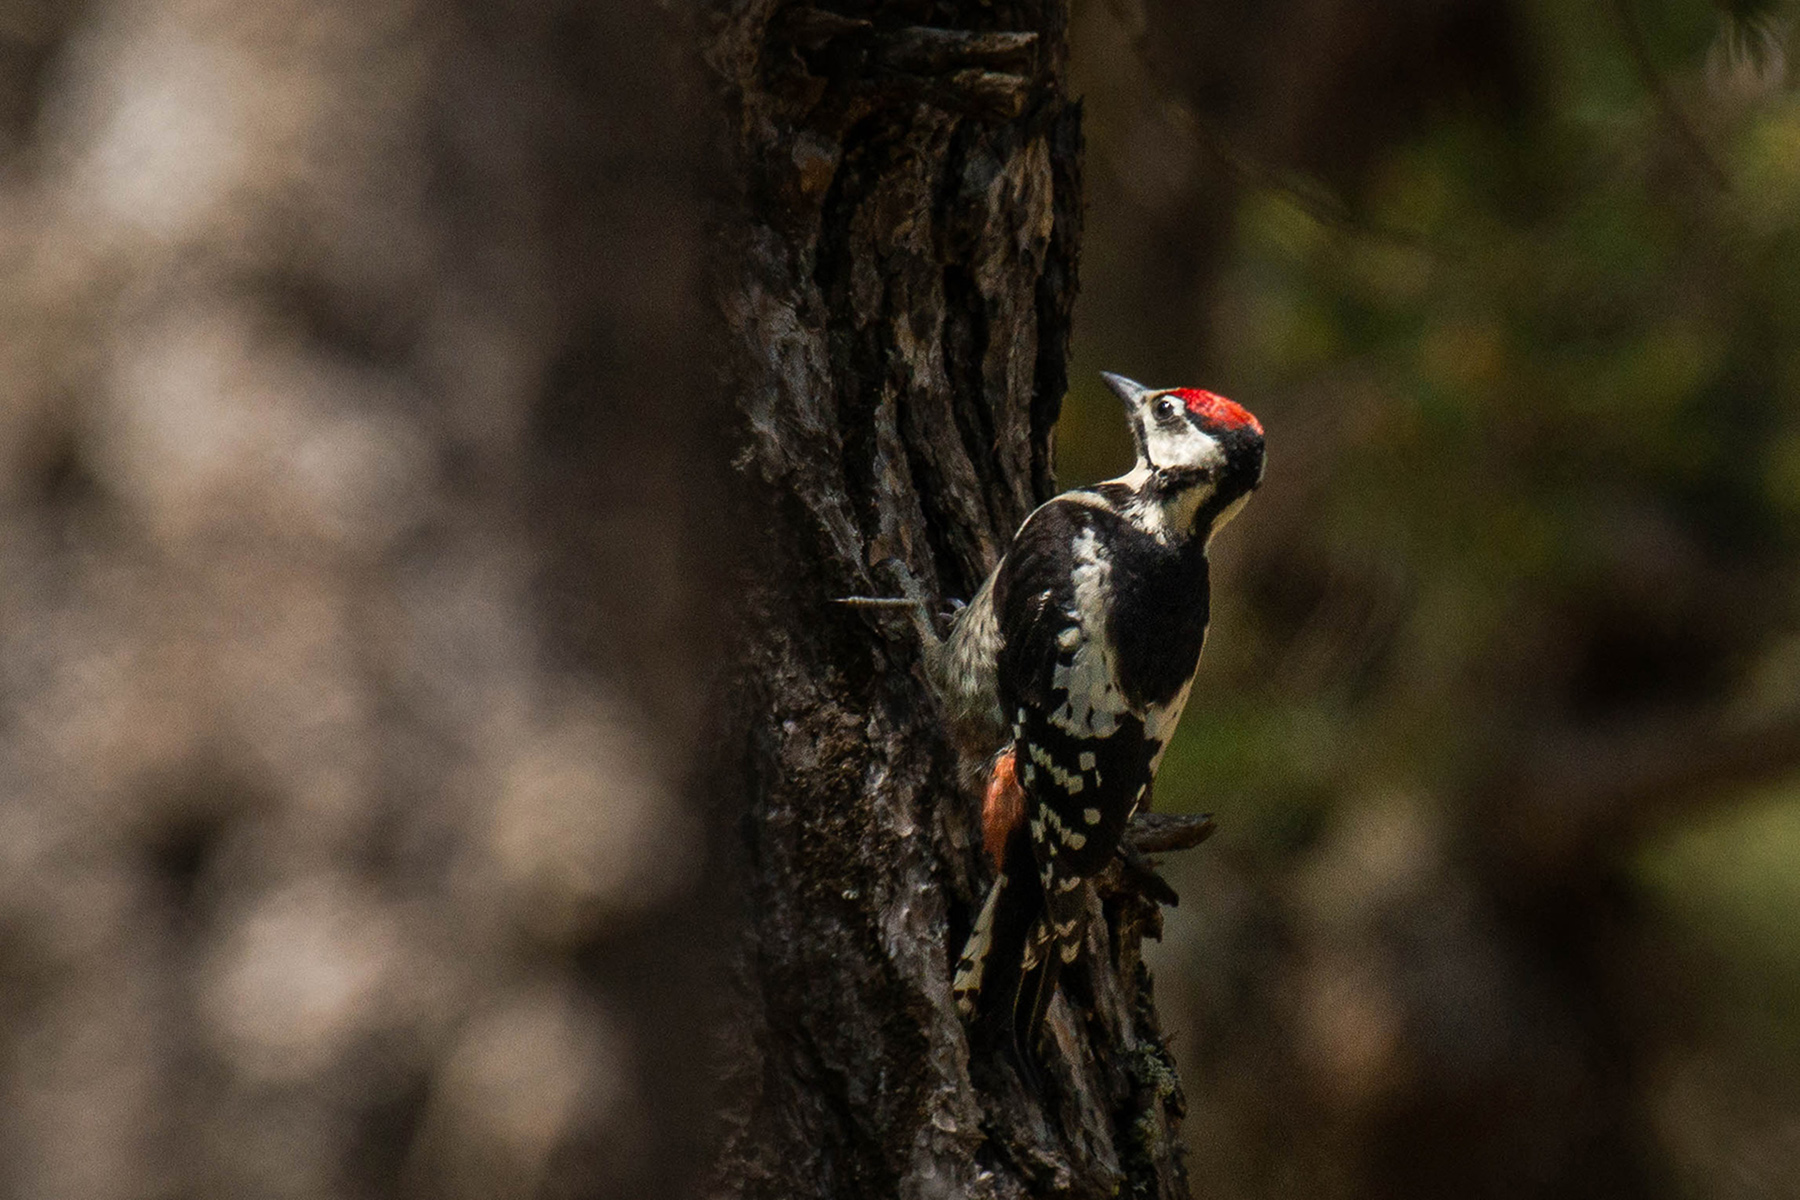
left=982, top=748, right=1024, bottom=873
left=1170, top=388, right=1262, bottom=436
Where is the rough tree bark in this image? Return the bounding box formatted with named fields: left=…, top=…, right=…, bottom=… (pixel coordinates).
left=705, top=4, right=1194, bottom=1198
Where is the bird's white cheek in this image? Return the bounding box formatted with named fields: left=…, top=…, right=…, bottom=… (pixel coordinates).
left=1145, top=425, right=1224, bottom=472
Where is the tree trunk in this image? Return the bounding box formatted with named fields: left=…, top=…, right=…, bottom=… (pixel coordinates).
left=705, top=5, right=1192, bottom=1197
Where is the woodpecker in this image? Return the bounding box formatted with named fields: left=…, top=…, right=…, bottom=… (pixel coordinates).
left=848, top=372, right=1265, bottom=1068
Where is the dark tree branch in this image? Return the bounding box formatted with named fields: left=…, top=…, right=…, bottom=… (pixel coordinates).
left=1125, top=812, right=1217, bottom=855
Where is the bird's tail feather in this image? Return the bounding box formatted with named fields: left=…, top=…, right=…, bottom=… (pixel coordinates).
left=955, top=821, right=1068, bottom=1073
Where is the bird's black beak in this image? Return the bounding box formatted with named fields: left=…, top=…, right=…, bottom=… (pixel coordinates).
left=1101, top=372, right=1154, bottom=463
left=1100, top=372, right=1149, bottom=407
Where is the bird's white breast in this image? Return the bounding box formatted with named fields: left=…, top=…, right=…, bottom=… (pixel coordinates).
left=1049, top=527, right=1129, bottom=738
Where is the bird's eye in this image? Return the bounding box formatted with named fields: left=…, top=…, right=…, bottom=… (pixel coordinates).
left=1153, top=397, right=1179, bottom=422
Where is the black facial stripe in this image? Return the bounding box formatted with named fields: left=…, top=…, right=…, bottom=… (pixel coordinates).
left=1152, top=464, right=1216, bottom=495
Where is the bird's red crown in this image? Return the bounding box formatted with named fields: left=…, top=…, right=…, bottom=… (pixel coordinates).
left=1170, top=388, right=1262, bottom=436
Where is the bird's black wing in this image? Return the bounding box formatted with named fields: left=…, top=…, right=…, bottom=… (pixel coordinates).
left=962, top=499, right=1159, bottom=1061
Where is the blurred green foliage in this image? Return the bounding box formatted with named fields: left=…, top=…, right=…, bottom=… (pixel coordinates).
left=1639, top=789, right=1800, bottom=1045
left=1063, top=5, right=1800, bottom=1186
left=1068, top=0, right=1800, bottom=825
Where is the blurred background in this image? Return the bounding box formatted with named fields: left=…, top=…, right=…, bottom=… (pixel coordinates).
left=0, top=2, right=727, bottom=1198
left=5, top=0, right=1800, bottom=1197
left=1058, top=1, right=1800, bottom=1197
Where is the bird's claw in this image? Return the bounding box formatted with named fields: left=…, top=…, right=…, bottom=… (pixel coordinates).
left=1117, top=843, right=1181, bottom=908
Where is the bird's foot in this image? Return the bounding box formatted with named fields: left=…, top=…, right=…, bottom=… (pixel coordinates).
left=1117, top=842, right=1181, bottom=908
left=1113, top=813, right=1219, bottom=907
